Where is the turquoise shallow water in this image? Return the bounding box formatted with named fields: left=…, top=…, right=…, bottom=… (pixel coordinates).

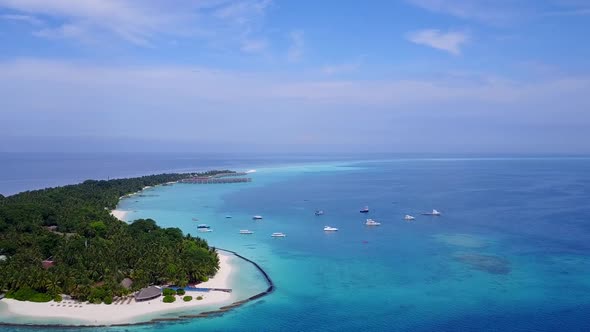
left=3, top=157, right=590, bottom=331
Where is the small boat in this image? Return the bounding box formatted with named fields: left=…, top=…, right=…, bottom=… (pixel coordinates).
left=315, top=210, right=324, bottom=216
left=404, top=215, right=415, bottom=221
left=323, top=226, right=338, bottom=231
left=198, top=229, right=213, bottom=233
left=271, top=232, right=286, bottom=237
left=422, top=209, right=441, bottom=216
left=225, top=215, right=232, bottom=219
left=365, top=219, right=381, bottom=226
left=197, top=224, right=210, bottom=229
left=239, top=230, right=254, bottom=234
left=192, top=217, right=199, bottom=221
left=245, top=169, right=257, bottom=174
left=252, top=215, right=263, bottom=220
left=360, top=206, right=369, bottom=213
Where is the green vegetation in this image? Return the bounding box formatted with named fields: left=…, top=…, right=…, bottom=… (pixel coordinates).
left=5, top=286, right=52, bottom=302
left=163, top=295, right=176, bottom=303
left=196, top=295, right=203, bottom=300
left=183, top=295, right=192, bottom=302
left=176, top=288, right=186, bottom=295
left=0, top=172, right=228, bottom=303
left=163, top=288, right=176, bottom=296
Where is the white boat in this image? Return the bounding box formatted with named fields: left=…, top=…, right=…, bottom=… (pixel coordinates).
left=239, top=230, right=254, bottom=234
left=271, top=232, right=286, bottom=237
left=360, top=206, right=369, bottom=213
left=315, top=210, right=324, bottom=216
left=245, top=169, right=257, bottom=174
left=422, top=209, right=441, bottom=216
left=252, top=215, right=263, bottom=220
left=198, top=229, right=212, bottom=233
left=365, top=219, right=381, bottom=226
left=404, top=215, right=415, bottom=221
left=323, top=226, right=338, bottom=231
left=197, top=224, right=210, bottom=229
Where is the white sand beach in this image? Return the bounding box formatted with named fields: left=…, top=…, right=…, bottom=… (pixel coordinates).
left=110, top=209, right=128, bottom=221
left=110, top=184, right=161, bottom=222
left=0, top=252, right=235, bottom=326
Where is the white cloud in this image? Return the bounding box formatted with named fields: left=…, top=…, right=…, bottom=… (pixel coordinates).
left=321, top=63, right=360, bottom=75
left=542, top=8, right=590, bottom=17
left=241, top=38, right=268, bottom=53
left=2, top=59, right=589, bottom=153
left=214, top=0, right=272, bottom=25
left=1, top=58, right=589, bottom=109
left=406, top=29, right=469, bottom=55
left=407, top=0, right=590, bottom=24
left=287, top=30, right=305, bottom=62
left=32, top=24, right=88, bottom=41
left=0, top=13, right=42, bottom=25
left=0, top=0, right=272, bottom=47
left=405, top=0, right=522, bottom=24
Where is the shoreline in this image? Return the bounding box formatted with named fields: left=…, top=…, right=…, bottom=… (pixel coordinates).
left=0, top=171, right=276, bottom=328
left=110, top=183, right=179, bottom=222
left=110, top=209, right=128, bottom=221
left=0, top=252, right=235, bottom=326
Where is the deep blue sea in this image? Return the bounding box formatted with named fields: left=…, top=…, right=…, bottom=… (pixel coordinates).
left=1, top=153, right=590, bottom=331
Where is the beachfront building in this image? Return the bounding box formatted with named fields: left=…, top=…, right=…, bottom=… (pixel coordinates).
left=41, top=257, right=55, bottom=269
left=135, top=286, right=162, bottom=302
left=120, top=278, right=133, bottom=290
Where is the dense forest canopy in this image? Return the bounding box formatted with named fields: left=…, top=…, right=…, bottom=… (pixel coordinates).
left=0, top=171, right=232, bottom=303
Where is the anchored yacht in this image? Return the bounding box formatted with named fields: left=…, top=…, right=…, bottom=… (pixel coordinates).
left=239, top=230, right=254, bottom=234
left=360, top=206, right=370, bottom=213
left=271, top=232, right=286, bottom=237
left=315, top=210, right=324, bottom=216
left=365, top=219, right=381, bottom=226
left=422, top=209, right=441, bottom=216
left=323, top=226, right=338, bottom=231
left=252, top=215, right=263, bottom=220
left=404, top=215, right=416, bottom=221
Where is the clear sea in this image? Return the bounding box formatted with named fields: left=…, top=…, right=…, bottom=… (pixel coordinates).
left=1, top=153, right=590, bottom=331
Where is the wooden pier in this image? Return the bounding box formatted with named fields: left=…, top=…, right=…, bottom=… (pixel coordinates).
left=181, top=177, right=251, bottom=184
left=211, top=172, right=248, bottom=178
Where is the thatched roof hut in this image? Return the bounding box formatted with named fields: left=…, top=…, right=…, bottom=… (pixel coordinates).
left=120, top=278, right=133, bottom=289
left=135, top=286, right=162, bottom=302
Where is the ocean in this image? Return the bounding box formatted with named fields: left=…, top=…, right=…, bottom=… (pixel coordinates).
left=1, top=154, right=590, bottom=331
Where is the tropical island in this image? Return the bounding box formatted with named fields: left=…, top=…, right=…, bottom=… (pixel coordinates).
left=0, top=170, right=250, bottom=325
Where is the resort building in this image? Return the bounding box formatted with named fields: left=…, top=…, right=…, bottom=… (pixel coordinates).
left=135, top=286, right=162, bottom=302
left=120, top=278, right=133, bottom=290
left=41, top=257, right=55, bottom=269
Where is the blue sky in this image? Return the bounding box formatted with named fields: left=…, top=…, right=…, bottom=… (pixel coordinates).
left=1, top=0, right=589, bottom=153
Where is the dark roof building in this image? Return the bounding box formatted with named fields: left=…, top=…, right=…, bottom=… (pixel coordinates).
left=135, top=286, right=162, bottom=302
left=120, top=278, right=133, bottom=290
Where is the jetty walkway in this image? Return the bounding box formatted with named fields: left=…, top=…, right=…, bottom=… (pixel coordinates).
left=180, top=176, right=251, bottom=184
